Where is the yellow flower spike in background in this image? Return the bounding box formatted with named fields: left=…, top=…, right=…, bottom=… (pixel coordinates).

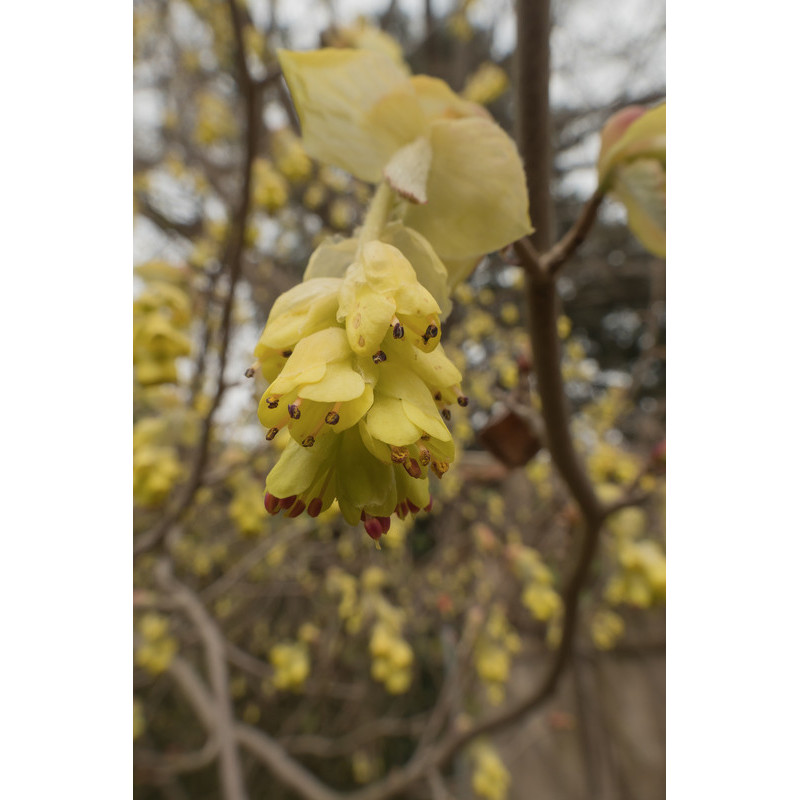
left=278, top=48, right=532, bottom=269
left=597, top=103, right=666, bottom=257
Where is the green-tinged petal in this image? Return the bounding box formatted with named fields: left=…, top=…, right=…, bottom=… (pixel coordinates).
left=303, top=237, right=358, bottom=281
left=403, top=399, right=451, bottom=442
left=336, top=429, right=396, bottom=523
left=383, top=136, right=433, bottom=204
left=265, top=435, right=337, bottom=498
left=255, top=278, right=342, bottom=352
left=380, top=223, right=452, bottom=318
left=403, top=117, right=532, bottom=259
left=365, top=85, right=428, bottom=157
left=598, top=103, right=666, bottom=186
left=394, top=465, right=431, bottom=509
left=366, top=395, right=422, bottom=446
left=298, top=361, right=365, bottom=402
left=345, top=285, right=396, bottom=355
left=612, top=159, right=666, bottom=258
left=278, top=49, right=408, bottom=182
left=359, top=419, right=392, bottom=463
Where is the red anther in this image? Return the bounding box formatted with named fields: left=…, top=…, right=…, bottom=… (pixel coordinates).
left=424, top=497, right=433, bottom=512
left=364, top=516, right=383, bottom=540
left=307, top=497, right=323, bottom=518
left=395, top=504, right=408, bottom=520
left=264, top=493, right=280, bottom=514
left=407, top=500, right=420, bottom=514
left=379, top=516, right=391, bottom=534
left=287, top=499, right=306, bottom=518
left=279, top=495, right=297, bottom=509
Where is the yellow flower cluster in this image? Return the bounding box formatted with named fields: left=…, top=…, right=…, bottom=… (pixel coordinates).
left=474, top=605, right=521, bottom=706
left=193, top=90, right=237, bottom=146
left=133, top=265, right=192, bottom=386
left=252, top=158, right=289, bottom=213
left=272, top=128, right=312, bottom=183
left=133, top=418, right=183, bottom=507
left=253, top=48, right=531, bottom=540
left=269, top=641, right=310, bottom=691
left=227, top=476, right=268, bottom=537
left=135, top=613, right=178, bottom=676
left=469, top=740, right=511, bottom=800
left=591, top=608, right=626, bottom=650
left=508, top=544, right=562, bottom=623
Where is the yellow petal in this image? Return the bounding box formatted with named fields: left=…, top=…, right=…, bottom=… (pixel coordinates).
left=384, top=339, right=462, bottom=389
left=383, top=135, right=433, bottom=204
left=402, top=117, right=532, bottom=260
left=365, top=395, right=422, bottom=446
left=612, top=158, right=666, bottom=258
left=269, top=327, right=350, bottom=393
left=409, top=75, right=486, bottom=122
left=345, top=284, right=396, bottom=356
left=278, top=48, right=408, bottom=182
left=303, top=237, right=358, bottom=281
left=256, top=278, right=342, bottom=353
left=380, top=223, right=452, bottom=318
left=360, top=241, right=418, bottom=293
left=298, top=361, right=365, bottom=402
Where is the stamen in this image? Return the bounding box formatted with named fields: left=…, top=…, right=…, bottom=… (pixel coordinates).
left=425, top=323, right=439, bottom=339
left=378, top=516, right=391, bottom=534
left=431, top=461, right=449, bottom=478
left=288, top=400, right=302, bottom=419
left=245, top=361, right=258, bottom=378
left=390, top=446, right=409, bottom=463
left=441, top=408, right=451, bottom=421
left=434, top=392, right=442, bottom=401
left=364, top=515, right=383, bottom=540
left=264, top=493, right=280, bottom=514
left=420, top=433, right=431, bottom=441
left=307, top=497, right=323, bottom=518
left=279, top=495, right=297, bottom=509
left=287, top=499, right=306, bottom=518
left=418, top=446, right=431, bottom=466
left=403, top=458, right=422, bottom=478
left=457, top=395, right=469, bottom=407
left=265, top=427, right=279, bottom=441
left=265, top=395, right=280, bottom=409
left=407, top=500, right=420, bottom=514
left=372, top=350, right=387, bottom=364
left=325, top=411, right=340, bottom=425
left=282, top=349, right=292, bottom=357
left=392, top=319, right=404, bottom=339
left=301, top=435, right=315, bottom=447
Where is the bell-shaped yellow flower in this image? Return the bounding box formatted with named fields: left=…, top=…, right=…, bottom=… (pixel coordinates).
left=253, top=277, right=342, bottom=382
left=597, top=103, right=666, bottom=257
left=278, top=48, right=532, bottom=262
left=258, top=327, right=374, bottom=448
left=338, top=240, right=442, bottom=357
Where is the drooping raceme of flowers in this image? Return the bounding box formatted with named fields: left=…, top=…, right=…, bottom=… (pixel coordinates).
left=252, top=47, right=532, bottom=541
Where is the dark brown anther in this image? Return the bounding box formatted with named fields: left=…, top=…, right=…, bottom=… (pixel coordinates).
left=282, top=350, right=292, bottom=357
left=288, top=404, right=301, bottom=419
left=325, top=411, right=340, bottom=425
left=425, top=324, right=439, bottom=339
left=403, top=458, right=422, bottom=479
left=372, top=350, right=387, bottom=364
left=390, top=446, right=408, bottom=463
left=419, top=447, right=431, bottom=466
left=393, top=322, right=404, bottom=339
left=265, top=395, right=280, bottom=409
left=265, top=427, right=279, bottom=441
left=244, top=367, right=256, bottom=378
left=420, top=433, right=431, bottom=441
left=431, top=460, right=449, bottom=478
left=457, top=395, right=469, bottom=407
left=434, top=392, right=442, bottom=401
left=301, top=435, right=315, bottom=447
left=441, top=408, right=451, bottom=420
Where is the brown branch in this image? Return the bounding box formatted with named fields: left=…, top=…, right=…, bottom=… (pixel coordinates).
left=157, top=562, right=248, bottom=800
left=134, top=0, right=263, bottom=558
left=542, top=187, right=604, bottom=275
